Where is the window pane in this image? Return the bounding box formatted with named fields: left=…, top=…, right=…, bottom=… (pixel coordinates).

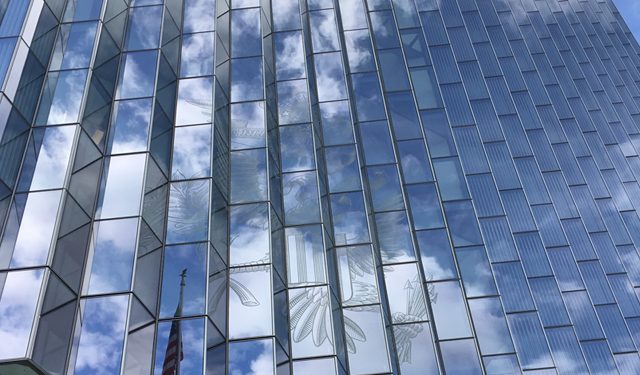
left=108, top=99, right=152, bottom=154
left=176, top=77, right=213, bottom=125
left=166, top=180, right=210, bottom=244
left=85, top=218, right=138, bottom=294
left=160, top=244, right=207, bottom=317
left=172, top=124, right=212, bottom=179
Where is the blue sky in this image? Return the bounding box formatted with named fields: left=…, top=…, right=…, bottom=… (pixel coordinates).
left=614, top=0, right=640, bottom=40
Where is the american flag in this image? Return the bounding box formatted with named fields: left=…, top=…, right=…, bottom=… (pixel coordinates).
left=162, top=269, right=187, bottom=375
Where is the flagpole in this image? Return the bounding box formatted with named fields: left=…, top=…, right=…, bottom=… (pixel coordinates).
left=176, top=269, right=187, bottom=375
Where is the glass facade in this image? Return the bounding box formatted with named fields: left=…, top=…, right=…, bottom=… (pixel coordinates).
left=1, top=0, right=640, bottom=374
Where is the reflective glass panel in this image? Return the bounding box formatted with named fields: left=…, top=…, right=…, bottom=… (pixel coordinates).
left=72, top=296, right=129, bottom=375
left=229, top=266, right=273, bottom=338
left=172, top=125, right=212, bottom=179
left=85, top=218, right=138, bottom=294
left=117, top=51, right=158, bottom=99
left=160, top=244, right=207, bottom=317
left=108, top=99, right=152, bottom=154
left=18, top=125, right=75, bottom=191
left=166, top=180, right=210, bottom=244
left=97, top=154, right=146, bottom=219
left=230, top=203, right=270, bottom=266
left=154, top=318, right=205, bottom=374
left=285, top=225, right=326, bottom=286
left=176, top=77, right=213, bottom=126
left=230, top=101, right=265, bottom=150
left=0, top=269, right=44, bottom=359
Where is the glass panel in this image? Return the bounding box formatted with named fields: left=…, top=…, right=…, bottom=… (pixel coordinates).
left=343, top=305, right=391, bottom=374
left=64, top=0, right=103, bottom=22
left=383, top=263, right=428, bottom=323
left=72, top=295, right=129, bottom=375
left=230, top=149, right=267, bottom=203
left=181, top=32, right=214, bottom=77
left=18, top=125, right=75, bottom=191
left=229, top=266, right=273, bottom=338
left=0, top=269, right=44, bottom=359
left=337, top=246, right=379, bottom=306
left=0, top=190, right=62, bottom=268
left=309, top=10, right=340, bottom=52
left=440, top=339, right=483, bottom=375
left=325, top=145, right=361, bottom=193
left=367, top=165, right=404, bottom=212
left=289, top=286, right=334, bottom=358
left=183, top=0, right=216, bottom=33
left=285, top=225, right=326, bottom=286
left=468, top=297, right=514, bottom=355
left=456, top=246, right=497, bottom=297
left=283, top=171, right=320, bottom=225
left=331, top=192, right=370, bottom=246
left=231, top=8, right=261, bottom=58
left=393, top=323, right=439, bottom=375
left=97, top=154, right=146, bottom=219
left=85, top=218, right=138, bottom=294
left=160, top=244, right=207, bottom=317
left=375, top=211, right=415, bottom=263
left=430, top=281, right=472, bottom=339
left=280, top=124, right=314, bottom=173
left=231, top=57, right=263, bottom=102
left=172, top=124, right=212, bottom=179
left=406, top=183, right=443, bottom=230
left=278, top=80, right=311, bottom=125
left=230, top=101, right=265, bottom=150
left=154, top=318, right=205, bottom=375
left=36, top=70, right=88, bottom=125
left=166, top=180, right=210, bottom=244
left=176, top=77, right=213, bottom=126
left=275, top=31, right=305, bottom=80
left=50, top=22, right=98, bottom=70
left=126, top=6, right=163, bottom=50
left=230, top=203, right=270, bottom=266
left=314, top=52, right=348, bottom=101
left=397, top=140, right=433, bottom=183
left=229, top=338, right=274, bottom=374
left=117, top=51, right=158, bottom=99
left=108, top=99, right=152, bottom=154
left=416, top=229, right=456, bottom=281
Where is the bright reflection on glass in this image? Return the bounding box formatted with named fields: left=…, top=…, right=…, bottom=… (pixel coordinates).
left=228, top=338, right=274, bottom=375
left=154, top=318, right=205, bottom=375
left=375, top=211, right=415, bottom=263
left=0, top=269, right=44, bottom=359
left=280, top=124, right=314, bottom=173
left=108, top=99, right=152, bottom=154
left=72, top=295, right=129, bottom=375
left=468, top=297, right=514, bottom=355
left=97, top=154, right=146, bottom=219
left=325, top=145, right=361, bottom=193
left=176, top=77, right=213, bottom=126
left=172, top=125, right=212, bottom=179
left=18, top=125, right=75, bottom=191
left=230, top=203, right=269, bottom=266
left=228, top=266, right=273, bottom=339
left=293, top=358, right=337, bottom=374
left=166, top=180, right=210, bottom=244
left=85, top=218, right=138, bottom=294
left=160, top=244, right=207, bottom=317
left=416, top=229, right=456, bottom=281
left=0, top=190, right=62, bottom=268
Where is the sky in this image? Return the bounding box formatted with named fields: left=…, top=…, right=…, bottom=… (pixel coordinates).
left=614, top=0, right=640, bottom=40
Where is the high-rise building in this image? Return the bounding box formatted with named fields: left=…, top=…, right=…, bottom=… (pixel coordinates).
left=1, top=0, right=640, bottom=373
